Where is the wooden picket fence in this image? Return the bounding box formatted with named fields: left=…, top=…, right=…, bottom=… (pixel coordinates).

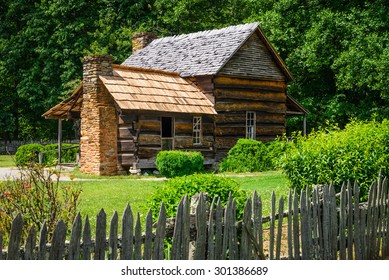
left=1, top=176, right=388, bottom=260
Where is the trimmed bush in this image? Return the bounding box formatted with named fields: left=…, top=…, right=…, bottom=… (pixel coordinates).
left=147, top=173, right=247, bottom=220
left=15, top=143, right=78, bottom=166
left=279, top=120, right=389, bottom=200
left=155, top=150, right=204, bottom=178
left=15, top=143, right=44, bottom=166
left=219, top=139, right=271, bottom=173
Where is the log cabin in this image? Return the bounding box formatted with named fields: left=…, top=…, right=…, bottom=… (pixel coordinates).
left=43, top=22, right=307, bottom=175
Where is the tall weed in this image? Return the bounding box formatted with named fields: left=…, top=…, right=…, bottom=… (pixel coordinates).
left=0, top=164, right=82, bottom=245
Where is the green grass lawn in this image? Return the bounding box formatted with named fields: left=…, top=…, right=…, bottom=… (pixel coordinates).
left=0, top=155, right=16, bottom=167
left=233, top=171, right=290, bottom=215
left=75, top=178, right=164, bottom=231
left=73, top=170, right=289, bottom=233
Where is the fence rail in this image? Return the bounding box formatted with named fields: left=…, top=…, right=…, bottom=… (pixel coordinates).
left=1, top=140, right=79, bottom=155
left=1, top=177, right=388, bottom=260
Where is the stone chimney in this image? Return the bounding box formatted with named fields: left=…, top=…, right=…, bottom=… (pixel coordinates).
left=80, top=55, right=118, bottom=175
left=132, top=32, right=157, bottom=53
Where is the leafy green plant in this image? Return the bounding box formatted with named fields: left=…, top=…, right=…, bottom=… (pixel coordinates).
left=265, top=136, right=294, bottom=170
left=15, top=143, right=78, bottom=166
left=147, top=173, right=247, bottom=220
left=219, top=139, right=271, bottom=173
left=279, top=120, right=389, bottom=200
left=15, top=144, right=44, bottom=166
left=0, top=164, right=82, bottom=245
left=155, top=150, right=204, bottom=178
left=41, top=143, right=78, bottom=165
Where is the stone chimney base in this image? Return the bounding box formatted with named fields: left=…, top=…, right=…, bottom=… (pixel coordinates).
left=80, top=55, right=118, bottom=176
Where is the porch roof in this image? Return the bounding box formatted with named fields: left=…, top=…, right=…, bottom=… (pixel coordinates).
left=43, top=65, right=217, bottom=119
left=42, top=84, right=82, bottom=119
left=100, top=65, right=217, bottom=115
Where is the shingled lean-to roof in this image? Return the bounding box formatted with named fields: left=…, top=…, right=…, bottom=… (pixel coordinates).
left=43, top=65, right=217, bottom=119
left=122, top=22, right=292, bottom=80
left=101, top=65, right=217, bottom=115
left=42, top=84, right=82, bottom=119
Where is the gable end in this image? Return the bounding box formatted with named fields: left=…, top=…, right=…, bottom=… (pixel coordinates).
left=218, top=32, right=286, bottom=81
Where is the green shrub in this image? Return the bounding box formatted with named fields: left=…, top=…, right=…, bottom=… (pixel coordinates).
left=265, top=136, right=294, bottom=170
left=147, top=173, right=247, bottom=220
left=41, top=144, right=78, bottom=165
left=15, top=143, right=44, bottom=166
left=279, top=120, right=389, bottom=200
left=0, top=164, right=81, bottom=245
left=15, top=143, right=78, bottom=166
left=155, top=150, right=204, bottom=178
left=219, top=139, right=271, bottom=173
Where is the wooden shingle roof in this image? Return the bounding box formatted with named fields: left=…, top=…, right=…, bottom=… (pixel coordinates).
left=43, top=65, right=217, bottom=119
left=122, top=22, right=293, bottom=81
left=100, top=65, right=217, bottom=115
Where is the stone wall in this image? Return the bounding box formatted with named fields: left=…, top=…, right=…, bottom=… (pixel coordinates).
left=80, top=55, right=118, bottom=175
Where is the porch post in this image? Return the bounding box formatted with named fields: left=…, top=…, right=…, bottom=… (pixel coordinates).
left=303, top=115, right=307, bottom=136
left=58, top=119, right=62, bottom=166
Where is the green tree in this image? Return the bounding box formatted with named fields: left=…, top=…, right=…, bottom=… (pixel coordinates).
left=1, top=0, right=387, bottom=140
left=154, top=0, right=250, bottom=35
left=246, top=0, right=389, bottom=131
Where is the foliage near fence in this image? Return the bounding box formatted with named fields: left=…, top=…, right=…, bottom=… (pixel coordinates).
left=0, top=165, right=81, bottom=246
left=1, top=176, right=388, bottom=260
left=280, top=119, right=389, bottom=200
left=147, top=173, right=247, bottom=220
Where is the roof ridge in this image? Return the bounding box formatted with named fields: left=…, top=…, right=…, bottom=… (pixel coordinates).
left=112, top=64, right=179, bottom=76
left=150, top=22, right=259, bottom=45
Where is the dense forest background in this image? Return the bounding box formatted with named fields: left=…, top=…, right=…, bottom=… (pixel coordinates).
left=0, top=0, right=388, bottom=141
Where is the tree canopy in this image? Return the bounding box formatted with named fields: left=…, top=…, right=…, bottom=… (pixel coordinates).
left=1, top=0, right=387, bottom=140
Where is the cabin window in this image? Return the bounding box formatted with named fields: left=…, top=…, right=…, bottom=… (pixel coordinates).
left=193, top=116, right=202, bottom=145
left=161, top=117, right=174, bottom=150
left=246, top=111, right=256, bottom=140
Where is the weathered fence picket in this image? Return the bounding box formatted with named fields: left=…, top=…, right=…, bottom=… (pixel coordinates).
left=311, top=186, right=320, bottom=260
left=269, top=191, right=276, bottom=260
left=82, top=216, right=91, bottom=260
left=68, top=213, right=82, bottom=260
left=194, top=193, right=207, bottom=260
left=49, top=219, right=66, bottom=260
left=339, top=184, right=347, bottom=260
left=353, top=182, right=361, bottom=259
left=7, top=213, right=23, bottom=260
left=214, top=197, right=223, bottom=259
left=24, top=226, right=36, bottom=260
left=153, top=204, right=166, bottom=260
left=121, top=204, right=133, bottom=260
left=1, top=176, right=389, bottom=260
left=94, top=209, right=106, bottom=260
left=207, top=198, right=216, bottom=260
left=292, top=188, right=300, bottom=260
left=275, top=197, right=284, bottom=260
left=109, top=211, right=118, bottom=260
left=252, top=191, right=264, bottom=260
left=134, top=213, right=142, bottom=260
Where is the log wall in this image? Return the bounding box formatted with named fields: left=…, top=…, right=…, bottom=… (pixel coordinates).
left=117, top=114, right=216, bottom=170
left=213, top=76, right=287, bottom=155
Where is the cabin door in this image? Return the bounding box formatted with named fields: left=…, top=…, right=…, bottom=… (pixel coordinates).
left=161, top=117, right=174, bottom=150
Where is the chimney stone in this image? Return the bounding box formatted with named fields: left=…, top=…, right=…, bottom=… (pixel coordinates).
left=132, top=32, right=157, bottom=53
